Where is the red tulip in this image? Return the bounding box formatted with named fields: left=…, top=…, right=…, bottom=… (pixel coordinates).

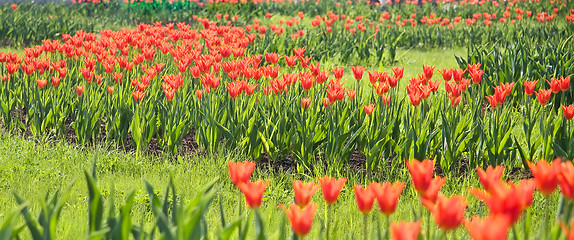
left=131, top=91, right=145, bottom=102
left=524, top=80, right=538, bottom=95
left=476, top=166, right=504, bottom=192
left=293, top=180, right=320, bottom=207
left=351, top=66, right=366, bottom=81
left=560, top=218, right=574, bottom=240
left=391, top=66, right=404, bottom=80
left=528, top=159, right=561, bottom=196
left=370, top=181, right=405, bottom=215
left=301, top=98, right=311, bottom=109
left=228, top=161, right=256, bottom=187
left=535, top=89, right=552, bottom=105
left=406, top=159, right=434, bottom=194
left=196, top=89, right=203, bottom=99
left=465, top=215, right=510, bottom=240
left=76, top=86, right=84, bottom=97
left=51, top=76, right=61, bottom=87
left=238, top=180, right=269, bottom=209
left=422, top=65, right=435, bottom=81
left=559, top=161, right=574, bottom=201
left=438, top=68, right=452, bottom=81
left=332, top=66, right=344, bottom=80
left=364, top=104, right=375, bottom=115
left=426, top=195, right=467, bottom=231
left=11, top=4, right=17, bottom=10
left=560, top=76, right=570, bottom=91
left=36, top=79, right=47, bottom=89
left=281, top=203, right=318, bottom=237
left=107, top=86, right=114, bottom=95
left=318, top=176, right=346, bottom=205
left=547, top=78, right=562, bottom=93
left=354, top=184, right=375, bottom=214
left=391, top=221, right=421, bottom=240
left=420, top=176, right=446, bottom=204
left=470, top=179, right=535, bottom=224
left=563, top=105, right=574, bottom=120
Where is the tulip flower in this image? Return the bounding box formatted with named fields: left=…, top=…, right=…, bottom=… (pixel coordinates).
left=301, top=98, right=311, bottom=109
left=11, top=4, right=17, bottom=10
left=318, top=176, right=346, bottom=205
left=465, top=215, right=510, bottom=240
left=560, top=76, right=571, bottom=91
left=559, top=161, right=574, bottom=201
left=238, top=180, right=269, bottom=209
left=228, top=161, right=256, bottom=187
left=354, top=185, right=375, bottom=214
left=438, top=68, right=452, bottom=81
left=422, top=65, right=435, bottom=81
left=391, top=221, right=421, bottom=240
left=425, top=195, right=467, bottom=231
left=406, top=159, right=434, bottom=194
left=524, top=80, right=538, bottom=95
left=293, top=180, right=320, bottom=207
left=528, top=159, right=561, bottom=196
left=470, top=179, right=535, bottom=224
left=370, top=181, right=405, bottom=215
left=76, top=86, right=84, bottom=97
left=281, top=203, right=318, bottom=237
left=547, top=78, right=562, bottom=93
left=563, top=105, right=574, bottom=120
left=332, top=66, right=344, bottom=80
left=391, top=66, right=404, bottom=81
left=535, top=89, right=552, bottom=105
left=476, top=166, right=504, bottom=192
left=107, top=86, right=114, bottom=95
left=36, top=79, right=48, bottom=89
left=351, top=66, right=366, bottom=81
left=420, top=176, right=446, bottom=204
left=364, top=104, right=375, bottom=115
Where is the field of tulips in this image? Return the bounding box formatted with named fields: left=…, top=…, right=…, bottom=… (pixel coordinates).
left=1, top=0, right=574, bottom=239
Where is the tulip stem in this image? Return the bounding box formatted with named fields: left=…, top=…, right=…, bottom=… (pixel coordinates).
left=363, top=214, right=368, bottom=239
left=385, top=215, right=390, bottom=240
left=325, top=204, right=332, bottom=240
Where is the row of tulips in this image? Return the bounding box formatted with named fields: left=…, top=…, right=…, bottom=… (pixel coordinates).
left=0, top=23, right=574, bottom=174
left=2, top=158, right=573, bottom=239
left=1, top=0, right=572, bottom=51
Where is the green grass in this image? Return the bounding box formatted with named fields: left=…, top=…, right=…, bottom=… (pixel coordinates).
left=0, top=130, right=560, bottom=239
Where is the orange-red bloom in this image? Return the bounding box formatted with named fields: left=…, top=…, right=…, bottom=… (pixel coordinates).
left=36, top=79, right=47, bottom=89
left=426, top=195, right=467, bottom=231
left=465, top=215, right=511, bottom=240
left=563, top=105, right=574, bottom=120
left=76, top=86, right=83, bottom=97
left=364, top=104, right=374, bottom=115
left=228, top=161, right=256, bottom=186
left=293, top=180, right=320, bottom=207
left=370, top=181, right=405, bottom=215
left=391, top=221, right=421, bottom=240
left=351, top=66, right=366, bottom=81
left=318, top=176, right=346, bottom=205
left=559, top=161, right=574, bottom=201
left=528, top=158, right=561, bottom=196
left=420, top=176, right=446, bottom=204
left=422, top=65, right=435, bottom=81
left=470, top=179, right=535, bottom=224
left=535, top=89, right=552, bottom=105
left=238, top=180, right=269, bottom=209
left=477, top=166, right=505, bottom=192
left=406, top=159, right=434, bottom=194
left=524, top=80, right=538, bottom=95
left=281, top=203, right=318, bottom=237
left=301, top=98, right=311, bottom=109
left=354, top=184, right=375, bottom=214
